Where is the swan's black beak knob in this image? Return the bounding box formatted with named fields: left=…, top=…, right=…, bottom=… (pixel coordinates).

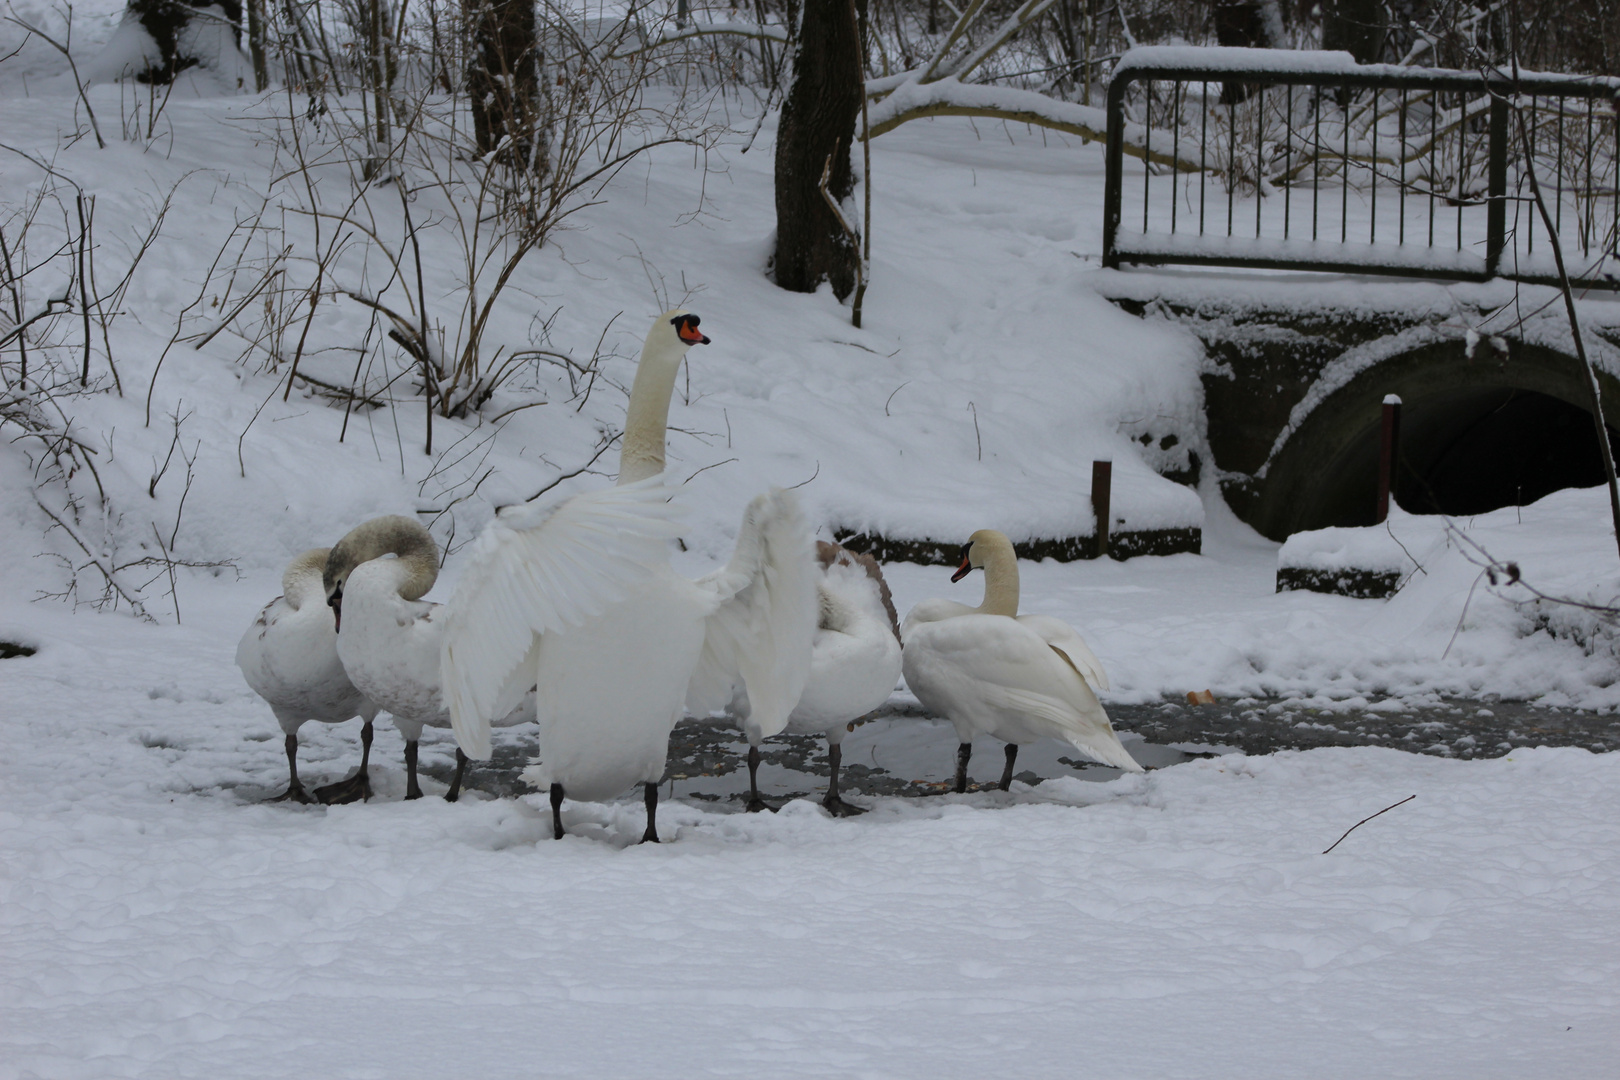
left=950, top=544, right=974, bottom=583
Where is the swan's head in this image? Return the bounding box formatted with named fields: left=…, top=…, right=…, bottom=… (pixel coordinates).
left=656, top=309, right=710, bottom=351
left=321, top=515, right=439, bottom=631
left=322, top=552, right=354, bottom=632
left=950, top=529, right=1011, bottom=583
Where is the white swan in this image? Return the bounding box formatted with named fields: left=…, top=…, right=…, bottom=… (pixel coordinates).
left=236, top=548, right=381, bottom=804
left=325, top=485, right=679, bottom=801
left=733, top=541, right=902, bottom=816
left=445, top=310, right=818, bottom=843
left=902, top=528, right=1144, bottom=790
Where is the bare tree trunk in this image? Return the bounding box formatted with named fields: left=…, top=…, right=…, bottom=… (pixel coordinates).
left=1321, top=0, right=1388, bottom=63
left=1212, top=0, right=1276, bottom=104
left=774, top=0, right=864, bottom=300
left=245, top=0, right=268, bottom=91
left=466, top=0, right=547, bottom=170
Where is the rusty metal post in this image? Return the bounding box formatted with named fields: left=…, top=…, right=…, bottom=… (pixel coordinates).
left=1377, top=394, right=1402, bottom=522
left=1092, top=459, right=1113, bottom=559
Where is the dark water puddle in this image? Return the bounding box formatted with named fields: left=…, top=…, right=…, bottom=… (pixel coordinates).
left=412, top=697, right=1616, bottom=808
left=1107, top=697, right=1619, bottom=759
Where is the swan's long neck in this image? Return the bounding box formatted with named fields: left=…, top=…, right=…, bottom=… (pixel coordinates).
left=974, top=537, right=1020, bottom=618
left=283, top=548, right=332, bottom=610
left=330, top=516, right=439, bottom=600
left=618, top=325, right=690, bottom=486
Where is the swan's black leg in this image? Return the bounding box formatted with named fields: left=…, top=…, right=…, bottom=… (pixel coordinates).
left=745, top=745, right=775, bottom=813
left=954, top=742, right=973, bottom=793
left=550, top=783, right=566, bottom=840
left=641, top=781, right=661, bottom=844
left=999, top=743, right=1019, bottom=791
left=821, top=742, right=866, bottom=817
left=314, top=720, right=375, bottom=804
left=271, top=732, right=314, bottom=804
left=444, top=748, right=468, bottom=803
left=403, top=739, right=423, bottom=800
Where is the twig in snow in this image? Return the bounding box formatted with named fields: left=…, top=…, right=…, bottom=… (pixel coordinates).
left=1322, top=795, right=1416, bottom=854
left=967, top=400, right=981, bottom=460
left=683, top=458, right=738, bottom=484
left=1441, top=569, right=1488, bottom=660
left=524, top=433, right=623, bottom=503
left=787, top=460, right=821, bottom=490
left=883, top=381, right=910, bottom=417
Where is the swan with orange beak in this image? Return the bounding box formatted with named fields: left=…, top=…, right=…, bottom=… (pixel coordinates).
left=901, top=529, right=1144, bottom=791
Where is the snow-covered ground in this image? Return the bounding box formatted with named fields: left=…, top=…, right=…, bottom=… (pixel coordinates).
left=3, top=10, right=1619, bottom=1078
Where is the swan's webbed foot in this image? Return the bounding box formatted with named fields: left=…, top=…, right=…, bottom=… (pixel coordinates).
left=640, top=781, right=660, bottom=844
left=270, top=780, right=315, bottom=804
left=821, top=793, right=866, bottom=817
left=998, top=743, right=1019, bottom=792
left=744, top=744, right=775, bottom=813
left=954, top=742, right=973, bottom=794
left=550, top=783, right=566, bottom=840
left=403, top=741, right=423, bottom=801
left=444, top=748, right=468, bottom=803
left=313, top=770, right=372, bottom=805
left=272, top=732, right=316, bottom=804
left=821, top=743, right=864, bottom=816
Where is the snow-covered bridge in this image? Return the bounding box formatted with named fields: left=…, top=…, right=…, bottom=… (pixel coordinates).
left=1098, top=48, right=1620, bottom=540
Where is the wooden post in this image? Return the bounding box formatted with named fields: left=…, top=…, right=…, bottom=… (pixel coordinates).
left=1092, top=459, right=1112, bottom=559
left=1377, top=394, right=1401, bottom=522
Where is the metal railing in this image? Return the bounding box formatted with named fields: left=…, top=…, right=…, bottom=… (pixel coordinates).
left=1102, top=47, right=1620, bottom=290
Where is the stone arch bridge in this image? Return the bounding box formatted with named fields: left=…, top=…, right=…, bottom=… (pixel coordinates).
left=1096, top=273, right=1620, bottom=542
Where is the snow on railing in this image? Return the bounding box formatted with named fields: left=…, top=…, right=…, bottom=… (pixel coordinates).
left=1103, top=47, right=1620, bottom=291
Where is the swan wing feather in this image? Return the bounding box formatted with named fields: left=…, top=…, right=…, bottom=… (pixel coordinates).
left=1016, top=613, right=1110, bottom=691
left=685, top=489, right=817, bottom=739
left=442, top=476, right=685, bottom=759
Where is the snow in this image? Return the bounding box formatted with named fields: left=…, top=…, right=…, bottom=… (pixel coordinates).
left=1279, top=514, right=1414, bottom=575
left=2, top=15, right=1619, bottom=1077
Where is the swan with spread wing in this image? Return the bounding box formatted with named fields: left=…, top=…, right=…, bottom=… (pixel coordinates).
left=444, top=312, right=818, bottom=843
left=323, top=483, right=684, bottom=800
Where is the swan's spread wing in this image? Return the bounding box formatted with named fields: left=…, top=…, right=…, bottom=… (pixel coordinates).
left=909, top=615, right=1141, bottom=772
left=1016, top=614, right=1110, bottom=691
left=442, top=477, right=684, bottom=759
left=684, top=489, right=817, bottom=739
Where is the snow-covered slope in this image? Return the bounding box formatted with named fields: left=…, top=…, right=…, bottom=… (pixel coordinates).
left=3, top=11, right=1619, bottom=1078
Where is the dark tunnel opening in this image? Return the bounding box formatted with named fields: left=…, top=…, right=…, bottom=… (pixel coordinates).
left=1303, top=388, right=1618, bottom=530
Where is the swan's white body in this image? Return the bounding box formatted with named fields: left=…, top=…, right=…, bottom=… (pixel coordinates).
left=330, top=552, right=530, bottom=746
left=788, top=547, right=903, bottom=739
left=237, top=549, right=380, bottom=799
left=902, top=531, right=1143, bottom=776
left=238, top=550, right=377, bottom=734
left=445, top=312, right=817, bottom=832
left=528, top=567, right=710, bottom=800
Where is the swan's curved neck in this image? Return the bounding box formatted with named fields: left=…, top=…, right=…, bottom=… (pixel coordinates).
left=283, top=548, right=332, bottom=610
left=332, top=517, right=439, bottom=600
left=618, top=335, right=688, bottom=485
left=974, top=539, right=1020, bottom=618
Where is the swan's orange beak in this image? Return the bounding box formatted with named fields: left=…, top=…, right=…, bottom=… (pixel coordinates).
left=951, top=553, right=974, bottom=583
left=675, top=314, right=710, bottom=345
